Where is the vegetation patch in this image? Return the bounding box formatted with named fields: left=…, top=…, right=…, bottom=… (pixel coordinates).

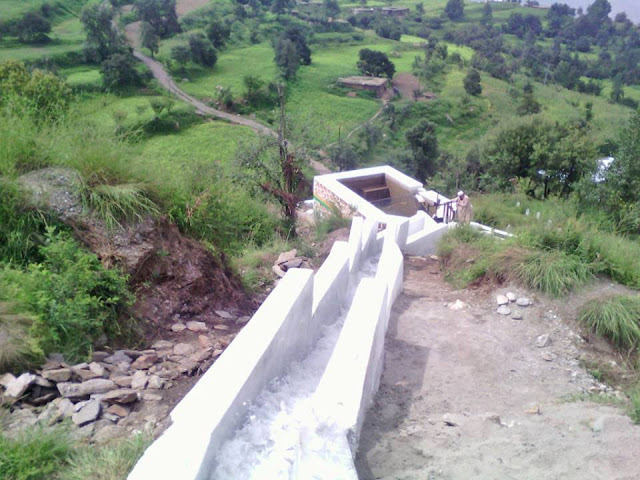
left=579, top=295, right=640, bottom=351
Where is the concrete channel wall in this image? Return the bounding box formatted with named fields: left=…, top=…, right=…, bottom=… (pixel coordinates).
left=128, top=218, right=396, bottom=480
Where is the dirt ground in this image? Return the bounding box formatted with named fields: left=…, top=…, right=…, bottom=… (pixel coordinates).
left=393, top=73, right=435, bottom=101
left=356, top=257, right=640, bottom=480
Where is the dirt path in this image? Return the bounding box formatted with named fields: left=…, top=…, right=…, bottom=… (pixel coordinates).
left=356, top=257, right=640, bottom=480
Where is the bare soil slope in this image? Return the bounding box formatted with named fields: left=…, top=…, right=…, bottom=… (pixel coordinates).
left=356, top=257, right=640, bottom=480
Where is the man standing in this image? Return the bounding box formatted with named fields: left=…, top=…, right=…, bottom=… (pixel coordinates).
left=456, top=191, right=472, bottom=223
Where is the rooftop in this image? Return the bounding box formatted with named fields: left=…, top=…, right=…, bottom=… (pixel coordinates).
left=339, top=76, right=388, bottom=87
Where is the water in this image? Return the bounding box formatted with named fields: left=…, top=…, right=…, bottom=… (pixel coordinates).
left=211, top=257, right=380, bottom=479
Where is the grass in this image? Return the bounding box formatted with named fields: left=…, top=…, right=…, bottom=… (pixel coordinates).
left=83, top=183, right=159, bottom=229
left=0, top=425, right=72, bottom=480
left=579, top=295, right=640, bottom=351
left=0, top=302, right=32, bottom=372
left=0, top=422, right=150, bottom=480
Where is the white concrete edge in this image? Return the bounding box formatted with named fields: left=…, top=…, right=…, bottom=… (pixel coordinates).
left=312, top=241, right=350, bottom=325
left=403, top=223, right=450, bottom=257
left=375, top=235, right=404, bottom=323
left=407, top=210, right=427, bottom=236
left=347, top=216, right=364, bottom=273
left=312, top=277, right=389, bottom=454
left=385, top=215, right=410, bottom=250
left=129, top=269, right=314, bottom=480
left=361, top=217, right=380, bottom=259
left=469, top=221, right=514, bottom=238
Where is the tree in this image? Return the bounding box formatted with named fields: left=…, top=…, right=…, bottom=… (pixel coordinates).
left=274, top=38, right=300, bottom=80
left=140, top=21, right=159, bottom=57
left=444, top=0, right=464, bottom=21
left=611, top=76, right=624, bottom=102
left=271, top=0, right=295, bottom=15
left=171, top=44, right=191, bottom=71
left=329, top=142, right=358, bottom=171
left=481, top=2, right=492, bottom=25
left=406, top=119, right=439, bottom=181
left=517, top=81, right=541, bottom=115
left=80, top=2, right=126, bottom=63
left=134, top=0, right=180, bottom=38
left=235, top=86, right=308, bottom=227
left=101, top=53, right=141, bottom=88
left=188, top=34, right=217, bottom=67
left=357, top=49, right=396, bottom=78
left=0, top=60, right=70, bottom=121
left=16, top=12, right=51, bottom=43
left=205, top=20, right=231, bottom=49
left=463, top=68, right=482, bottom=96
left=486, top=118, right=595, bottom=198
left=416, top=2, right=424, bottom=14
left=273, top=27, right=311, bottom=79
left=324, top=0, right=340, bottom=18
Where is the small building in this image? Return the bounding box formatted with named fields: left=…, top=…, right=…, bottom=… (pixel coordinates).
left=339, top=76, right=388, bottom=97
left=380, top=6, right=410, bottom=17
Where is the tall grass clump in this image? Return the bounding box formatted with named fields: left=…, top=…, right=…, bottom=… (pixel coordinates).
left=0, top=426, right=72, bottom=480
left=83, top=183, right=159, bottom=229
left=630, top=387, right=640, bottom=424
left=511, top=249, right=595, bottom=297
left=59, top=434, right=151, bottom=480
left=579, top=295, right=640, bottom=351
left=0, top=302, right=33, bottom=372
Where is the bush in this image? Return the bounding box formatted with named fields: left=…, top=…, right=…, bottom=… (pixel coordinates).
left=0, top=229, right=134, bottom=363
left=579, top=295, right=640, bottom=351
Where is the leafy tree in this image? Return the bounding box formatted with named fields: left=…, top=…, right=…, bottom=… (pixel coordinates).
left=16, top=12, right=51, bottom=43
left=610, top=76, right=624, bottom=102
left=171, top=44, right=191, bottom=71
left=444, top=0, right=464, bottom=21
left=324, top=0, right=340, bottom=18
left=274, top=38, right=300, bottom=80
left=80, top=2, right=126, bottom=63
left=517, top=81, right=541, bottom=115
left=329, top=142, right=358, bottom=171
left=481, top=1, right=492, bottom=25
left=546, top=3, right=575, bottom=37
left=188, top=33, right=217, bottom=67
left=374, top=18, right=402, bottom=40
left=140, top=21, right=159, bottom=57
left=357, top=49, right=395, bottom=78
left=406, top=119, right=439, bottom=181
left=463, top=68, right=482, bottom=96
left=416, top=2, right=424, bottom=14
left=205, top=20, right=231, bottom=49
left=486, top=118, right=595, bottom=198
left=273, top=26, right=311, bottom=79
left=101, top=53, right=141, bottom=88
left=134, top=0, right=180, bottom=38
left=271, top=0, right=295, bottom=15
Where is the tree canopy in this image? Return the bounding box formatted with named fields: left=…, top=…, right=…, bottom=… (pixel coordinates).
left=357, top=49, right=396, bottom=79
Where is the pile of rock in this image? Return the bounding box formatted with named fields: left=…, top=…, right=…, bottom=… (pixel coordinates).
left=496, top=292, right=532, bottom=320
left=272, top=249, right=312, bottom=278
left=0, top=338, right=225, bottom=441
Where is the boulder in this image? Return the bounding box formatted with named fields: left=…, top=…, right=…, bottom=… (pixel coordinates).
left=271, top=265, right=286, bottom=278
left=506, top=292, right=517, bottom=302
left=0, top=373, right=16, bottom=388
left=235, top=316, right=251, bottom=325
left=103, top=351, right=132, bottom=366
left=171, top=323, right=186, bottom=333
left=131, top=371, right=148, bottom=390
left=497, top=305, right=511, bottom=316
left=198, top=335, right=213, bottom=349
left=173, top=343, right=195, bottom=356
left=213, top=324, right=230, bottom=331
left=72, top=399, right=101, bottom=426
left=41, top=368, right=72, bottom=383
left=214, top=310, right=234, bottom=320
left=147, top=375, right=165, bottom=390
left=496, top=295, right=509, bottom=306
left=130, top=353, right=159, bottom=370
left=151, top=340, right=173, bottom=350
left=186, top=321, right=208, bottom=333
left=516, top=297, right=531, bottom=307
left=57, top=379, right=116, bottom=398
left=89, top=362, right=107, bottom=377
left=101, top=388, right=139, bottom=404
left=5, top=373, right=37, bottom=398
left=106, top=404, right=130, bottom=418
left=74, top=369, right=101, bottom=382
left=536, top=334, right=550, bottom=348
left=276, top=249, right=297, bottom=265
left=111, top=375, right=133, bottom=388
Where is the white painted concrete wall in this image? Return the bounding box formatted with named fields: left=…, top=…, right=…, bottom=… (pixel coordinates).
left=313, top=241, right=350, bottom=326
left=129, top=269, right=314, bottom=480
left=404, top=222, right=450, bottom=256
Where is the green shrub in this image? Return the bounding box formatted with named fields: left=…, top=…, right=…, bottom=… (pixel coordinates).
left=168, top=184, right=277, bottom=255
left=0, top=228, right=134, bottom=363
left=0, top=302, right=33, bottom=371
left=0, top=425, right=72, bottom=480
left=579, top=295, right=640, bottom=351
left=630, top=387, right=640, bottom=424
